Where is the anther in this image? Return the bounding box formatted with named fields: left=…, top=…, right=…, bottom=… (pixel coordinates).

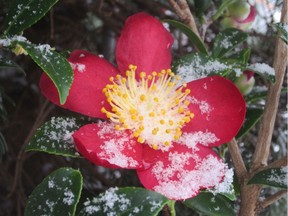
left=137, top=137, right=145, bottom=143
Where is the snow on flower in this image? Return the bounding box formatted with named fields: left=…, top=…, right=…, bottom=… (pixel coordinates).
left=39, top=12, right=246, bottom=200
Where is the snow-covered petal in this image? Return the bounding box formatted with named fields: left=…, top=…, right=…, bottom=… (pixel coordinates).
left=137, top=144, right=226, bottom=200
left=183, top=76, right=246, bottom=147
left=73, top=122, right=143, bottom=169
left=116, top=13, right=174, bottom=79
left=40, top=50, right=118, bottom=118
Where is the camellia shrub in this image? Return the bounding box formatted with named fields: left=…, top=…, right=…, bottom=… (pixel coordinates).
left=0, top=0, right=287, bottom=215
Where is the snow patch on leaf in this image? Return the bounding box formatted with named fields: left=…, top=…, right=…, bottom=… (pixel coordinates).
left=176, top=54, right=231, bottom=83
left=83, top=188, right=131, bottom=215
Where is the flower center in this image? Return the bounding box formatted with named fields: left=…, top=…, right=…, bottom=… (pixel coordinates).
left=101, top=65, right=194, bottom=151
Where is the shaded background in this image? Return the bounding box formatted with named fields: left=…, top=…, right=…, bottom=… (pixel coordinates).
left=0, top=0, right=286, bottom=215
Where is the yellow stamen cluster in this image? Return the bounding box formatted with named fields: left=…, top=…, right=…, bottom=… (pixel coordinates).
left=101, top=64, right=194, bottom=151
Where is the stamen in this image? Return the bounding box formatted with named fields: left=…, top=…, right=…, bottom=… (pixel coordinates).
left=101, top=64, right=194, bottom=151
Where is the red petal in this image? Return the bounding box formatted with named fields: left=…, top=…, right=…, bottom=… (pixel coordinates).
left=116, top=13, right=174, bottom=79
left=73, top=121, right=143, bottom=169
left=183, top=76, right=246, bottom=147
left=39, top=50, right=118, bottom=118
left=137, top=144, right=226, bottom=200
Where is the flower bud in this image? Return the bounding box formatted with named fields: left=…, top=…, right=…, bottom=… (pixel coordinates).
left=220, top=2, right=256, bottom=30
left=228, top=1, right=251, bottom=21
left=234, top=70, right=255, bottom=95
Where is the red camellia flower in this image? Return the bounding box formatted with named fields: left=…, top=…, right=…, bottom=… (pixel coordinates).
left=40, top=13, right=246, bottom=200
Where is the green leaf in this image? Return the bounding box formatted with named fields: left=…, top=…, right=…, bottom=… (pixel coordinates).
left=163, top=19, right=208, bottom=54
left=183, top=192, right=235, bottom=216
left=236, top=108, right=263, bottom=138
left=274, top=23, right=288, bottom=44
left=212, top=0, right=237, bottom=20
left=4, top=0, right=59, bottom=36
left=247, top=63, right=275, bottom=83
left=26, top=117, right=85, bottom=157
left=77, top=187, right=170, bottom=216
left=24, top=167, right=82, bottom=216
left=172, top=53, right=232, bottom=82
left=238, top=48, right=251, bottom=64
left=17, top=41, right=73, bottom=104
left=212, top=28, right=248, bottom=58
left=248, top=168, right=288, bottom=189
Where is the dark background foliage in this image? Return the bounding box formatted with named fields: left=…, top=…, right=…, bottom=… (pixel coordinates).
left=0, top=0, right=286, bottom=215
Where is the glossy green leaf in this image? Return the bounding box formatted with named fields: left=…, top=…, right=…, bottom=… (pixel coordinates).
left=212, top=28, right=248, bottom=58
left=236, top=108, right=263, bottom=138
left=4, top=0, right=59, bottom=35
left=17, top=41, right=73, bottom=104
left=247, top=63, right=275, bottom=83
left=24, top=167, right=82, bottom=216
left=248, top=168, right=288, bottom=189
left=274, top=23, right=288, bottom=44
left=183, top=192, right=235, bottom=216
left=77, top=187, right=170, bottom=216
left=163, top=19, right=208, bottom=54
left=239, top=48, right=251, bottom=64
left=26, top=117, right=86, bottom=157
left=172, top=53, right=232, bottom=82
left=212, top=0, right=237, bottom=20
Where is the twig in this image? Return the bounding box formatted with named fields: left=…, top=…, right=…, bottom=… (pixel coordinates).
left=258, top=155, right=288, bottom=172
left=7, top=100, right=54, bottom=198
left=260, top=190, right=287, bottom=209
left=251, top=0, right=288, bottom=170
left=227, top=138, right=247, bottom=181
left=167, top=0, right=200, bottom=37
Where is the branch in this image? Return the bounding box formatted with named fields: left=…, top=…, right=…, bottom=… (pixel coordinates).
left=228, top=138, right=247, bottom=181
left=167, top=0, right=200, bottom=37
left=259, top=155, right=288, bottom=172
left=260, top=190, right=287, bottom=209
left=251, top=0, right=288, bottom=170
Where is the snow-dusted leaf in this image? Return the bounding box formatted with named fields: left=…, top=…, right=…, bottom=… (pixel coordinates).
left=236, top=108, right=263, bottom=138
left=212, top=0, right=237, bottom=20
left=248, top=167, right=288, bottom=189
left=247, top=63, right=275, bottom=83
left=163, top=19, right=208, bottom=54
left=183, top=192, right=235, bottom=216
left=24, top=167, right=82, bottom=216
left=17, top=41, right=73, bottom=104
left=26, top=117, right=86, bottom=157
left=212, top=28, right=248, bottom=58
left=4, top=0, right=59, bottom=36
left=172, top=53, right=232, bottom=83
left=77, top=187, right=170, bottom=216
left=274, top=23, right=288, bottom=44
